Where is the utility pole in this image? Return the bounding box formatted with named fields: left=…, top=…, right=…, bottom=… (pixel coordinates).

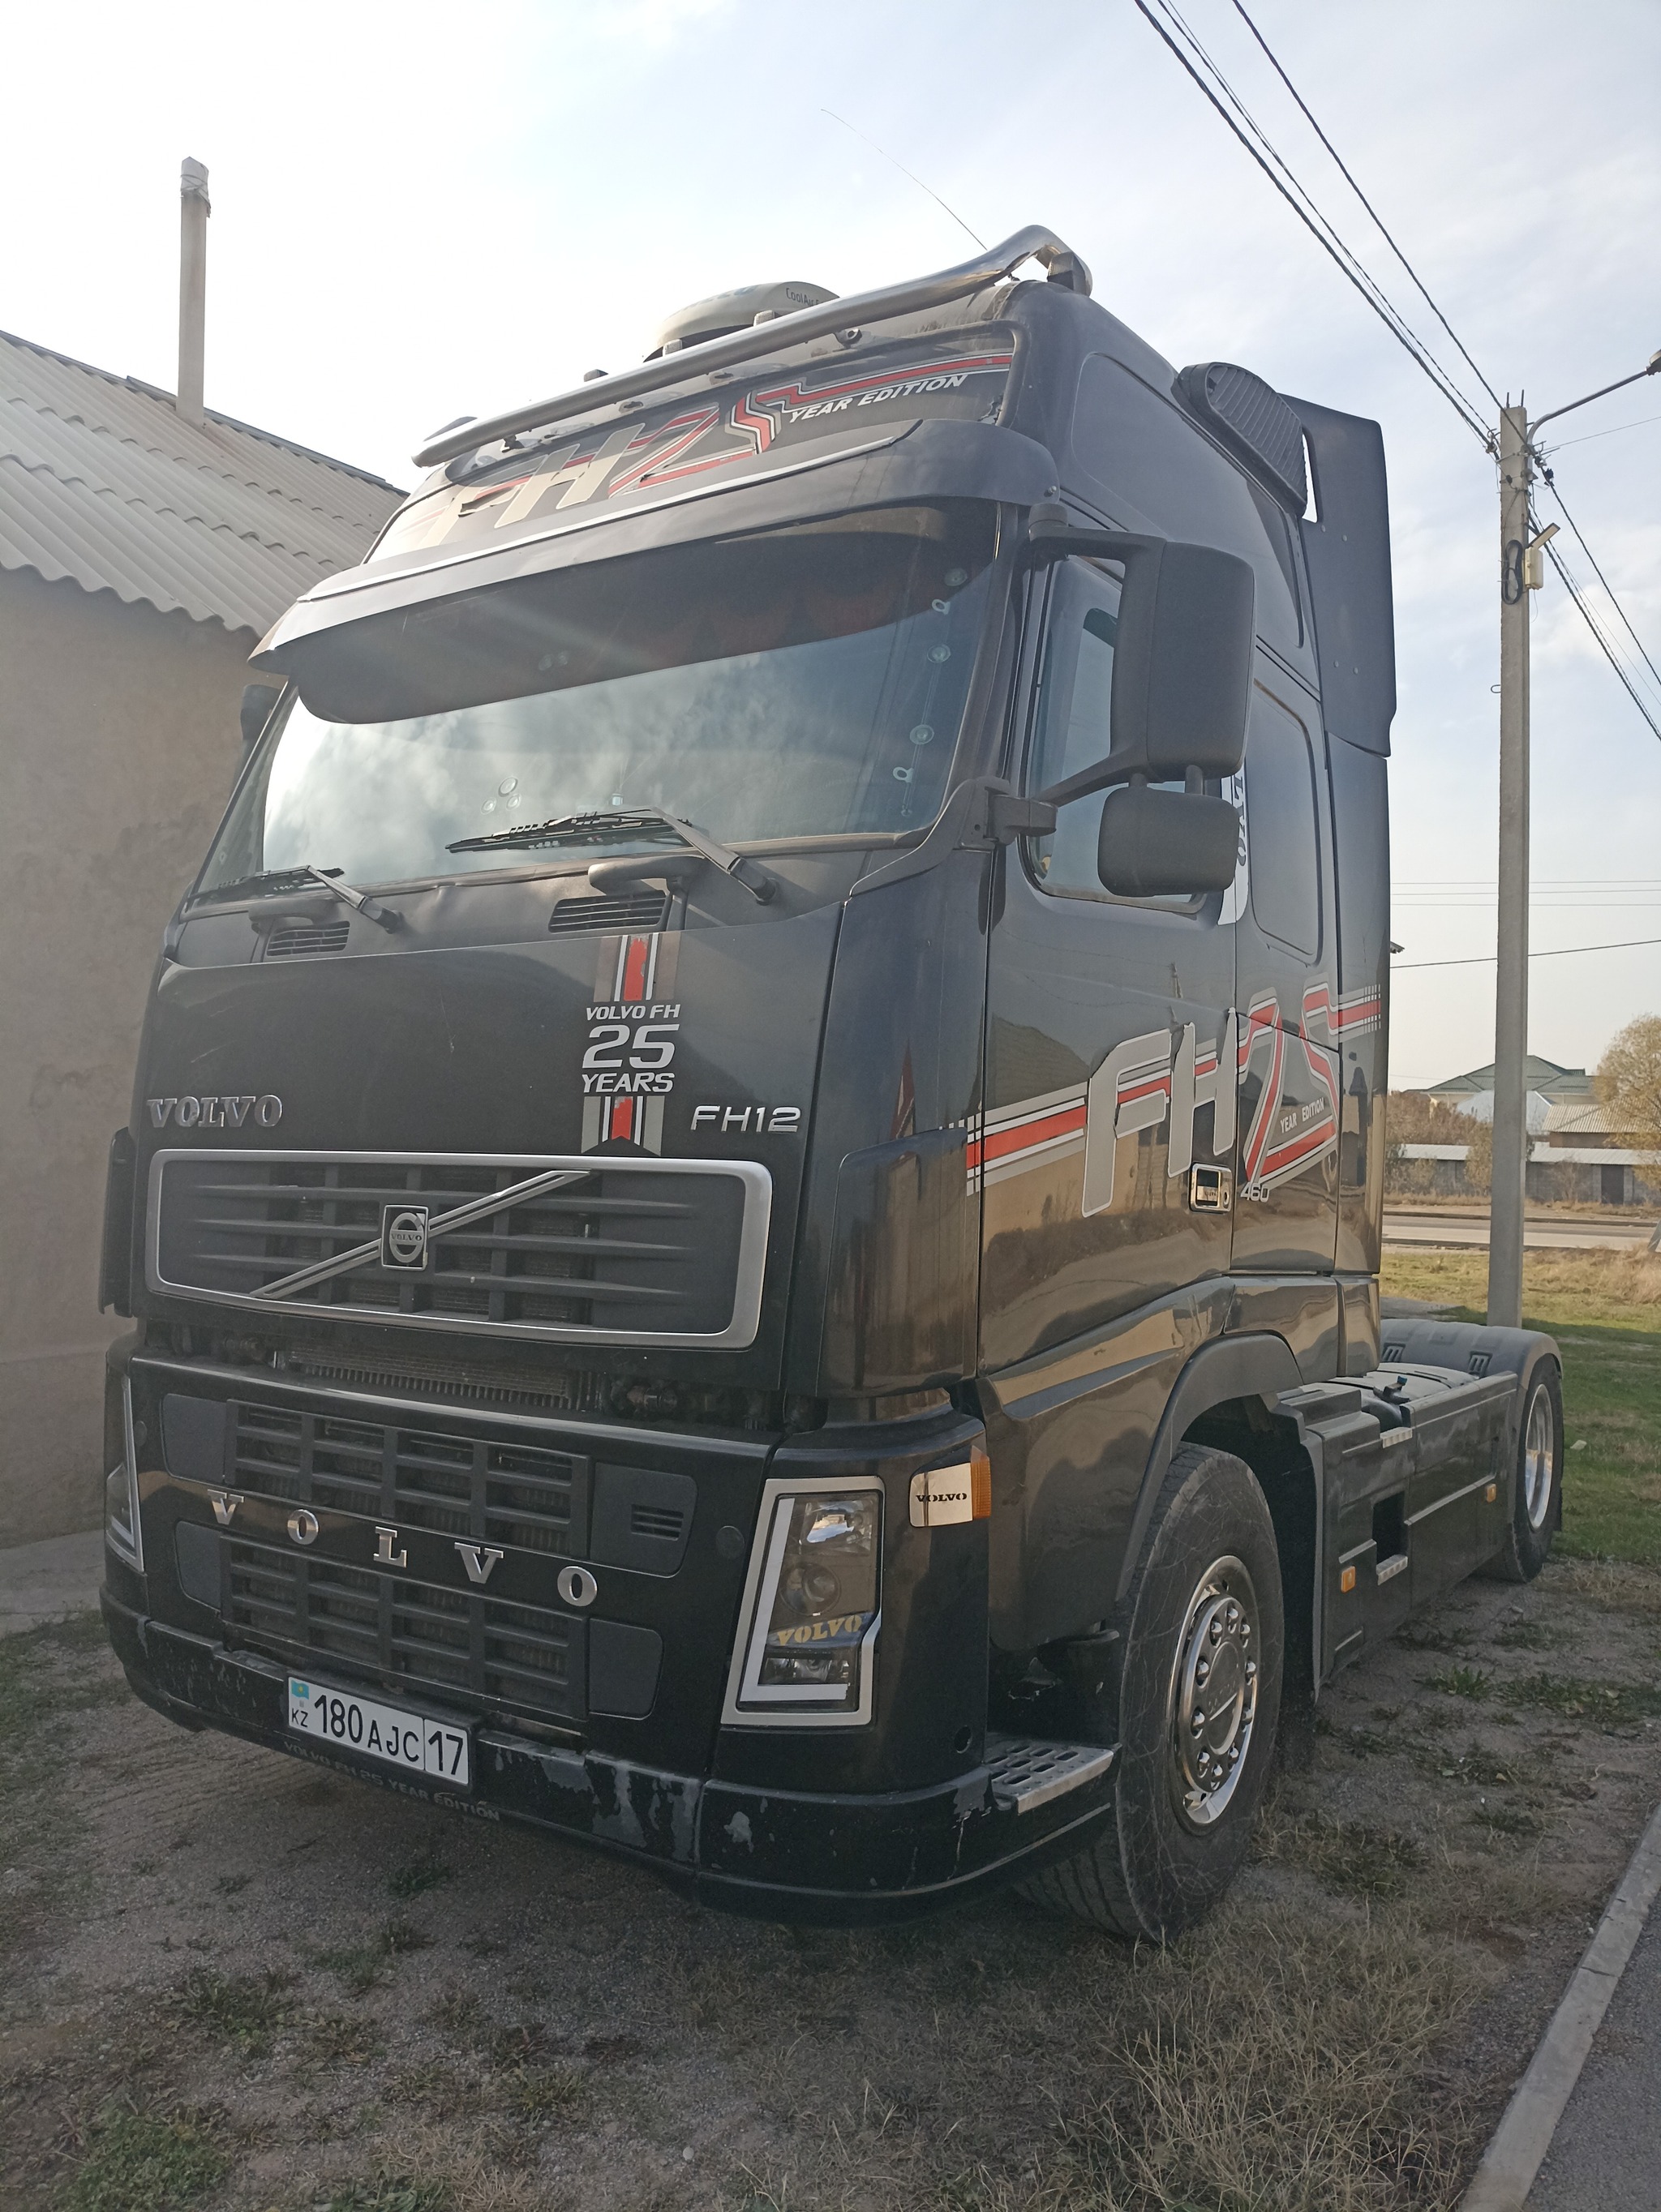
left=1487, top=405, right=1531, bottom=1328
left=1485, top=349, right=1660, bottom=1330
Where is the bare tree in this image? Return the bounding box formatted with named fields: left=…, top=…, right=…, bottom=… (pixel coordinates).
left=1595, top=1015, right=1661, bottom=1138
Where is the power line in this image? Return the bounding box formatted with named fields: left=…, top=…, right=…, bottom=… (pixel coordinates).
left=1544, top=409, right=1661, bottom=453
left=1536, top=475, right=1661, bottom=697
left=1136, top=0, right=1661, bottom=750
left=1396, top=934, right=1661, bottom=971
left=1540, top=536, right=1661, bottom=744
left=1131, top=0, right=1495, bottom=445
left=1227, top=0, right=1504, bottom=414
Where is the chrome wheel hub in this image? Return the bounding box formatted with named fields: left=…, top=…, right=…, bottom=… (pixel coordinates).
left=1169, top=1555, right=1259, bottom=1829
left=1523, top=1383, right=1556, bottom=1531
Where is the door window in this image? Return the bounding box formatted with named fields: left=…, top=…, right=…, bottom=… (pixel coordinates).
left=1022, top=559, right=1200, bottom=910
left=1244, top=697, right=1320, bottom=956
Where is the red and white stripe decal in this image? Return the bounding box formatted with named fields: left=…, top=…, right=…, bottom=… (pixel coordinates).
left=968, top=1083, right=1088, bottom=1193
left=612, top=932, right=658, bottom=1005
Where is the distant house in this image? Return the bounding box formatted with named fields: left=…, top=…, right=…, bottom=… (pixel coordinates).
left=0, top=328, right=401, bottom=1545
left=1426, top=1054, right=1593, bottom=1110
left=1399, top=1054, right=1659, bottom=1206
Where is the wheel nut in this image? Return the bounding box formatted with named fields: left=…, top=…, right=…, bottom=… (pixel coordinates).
left=1245, top=1659, right=1257, bottom=1679
left=1209, top=1619, right=1223, bottom=1644
left=1191, top=1711, right=1207, bottom=1734
left=1229, top=1745, right=1240, bottom=1765
left=1195, top=1659, right=1210, bottom=1685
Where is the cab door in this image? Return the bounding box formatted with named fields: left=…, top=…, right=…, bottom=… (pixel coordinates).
left=978, top=555, right=1238, bottom=1374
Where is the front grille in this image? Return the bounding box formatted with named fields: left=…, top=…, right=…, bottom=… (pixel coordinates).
left=265, top=920, right=351, bottom=958
left=547, top=892, right=669, bottom=937
left=285, top=1347, right=584, bottom=1413
left=226, top=1541, right=582, bottom=1721
left=150, top=1151, right=766, bottom=1346
left=231, top=1402, right=586, bottom=1555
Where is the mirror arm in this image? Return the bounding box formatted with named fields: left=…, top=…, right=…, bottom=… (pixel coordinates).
left=1019, top=511, right=1161, bottom=569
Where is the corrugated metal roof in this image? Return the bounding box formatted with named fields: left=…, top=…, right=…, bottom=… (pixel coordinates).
left=0, top=328, right=404, bottom=635
left=1544, top=1098, right=1642, bottom=1138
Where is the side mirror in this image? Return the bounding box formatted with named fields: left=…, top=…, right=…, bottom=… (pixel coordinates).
left=1026, top=513, right=1255, bottom=792
left=1097, top=783, right=1240, bottom=899
left=240, top=682, right=282, bottom=747
left=1113, top=540, right=1255, bottom=781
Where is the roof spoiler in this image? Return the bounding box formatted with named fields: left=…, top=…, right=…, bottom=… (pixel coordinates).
left=411, top=225, right=1092, bottom=470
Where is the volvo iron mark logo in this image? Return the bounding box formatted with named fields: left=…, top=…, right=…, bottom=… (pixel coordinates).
left=380, top=1203, right=431, bottom=1271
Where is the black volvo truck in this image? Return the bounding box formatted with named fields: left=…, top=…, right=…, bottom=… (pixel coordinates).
left=97, top=225, right=1564, bottom=1937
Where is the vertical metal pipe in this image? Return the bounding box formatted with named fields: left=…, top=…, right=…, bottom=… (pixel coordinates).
left=177, top=157, right=210, bottom=428
left=1487, top=402, right=1531, bottom=1327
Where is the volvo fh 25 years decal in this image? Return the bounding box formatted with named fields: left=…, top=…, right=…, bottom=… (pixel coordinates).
left=580, top=928, right=680, bottom=1152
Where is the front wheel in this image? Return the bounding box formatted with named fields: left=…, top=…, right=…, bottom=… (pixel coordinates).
left=1017, top=1444, right=1283, bottom=1941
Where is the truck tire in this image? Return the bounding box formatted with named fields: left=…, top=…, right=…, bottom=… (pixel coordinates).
left=1481, top=1362, right=1564, bottom=1584
left=1017, top=1443, right=1283, bottom=1941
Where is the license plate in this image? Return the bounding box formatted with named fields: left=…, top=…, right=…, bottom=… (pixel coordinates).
left=286, top=1676, right=470, bottom=1790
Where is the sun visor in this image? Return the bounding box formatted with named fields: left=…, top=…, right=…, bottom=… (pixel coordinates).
left=252, top=419, right=1054, bottom=725
left=253, top=418, right=1054, bottom=681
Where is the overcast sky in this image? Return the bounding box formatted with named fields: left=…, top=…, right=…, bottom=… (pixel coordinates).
left=5, top=0, right=1658, bottom=1087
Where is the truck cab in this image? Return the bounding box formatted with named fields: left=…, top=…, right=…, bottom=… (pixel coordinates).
left=97, top=226, right=1564, bottom=1935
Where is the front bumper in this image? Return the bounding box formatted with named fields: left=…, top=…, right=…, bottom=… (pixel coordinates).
left=101, top=1587, right=1116, bottom=1921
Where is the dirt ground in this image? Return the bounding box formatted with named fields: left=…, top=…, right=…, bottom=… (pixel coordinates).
left=3, top=1553, right=1659, bottom=2212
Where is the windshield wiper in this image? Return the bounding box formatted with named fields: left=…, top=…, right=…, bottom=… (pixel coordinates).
left=191, top=864, right=398, bottom=928
left=448, top=808, right=777, bottom=904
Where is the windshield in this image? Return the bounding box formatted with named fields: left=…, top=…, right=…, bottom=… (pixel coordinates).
left=198, top=501, right=998, bottom=898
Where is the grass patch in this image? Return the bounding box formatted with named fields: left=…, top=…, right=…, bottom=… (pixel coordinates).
left=0, top=1611, right=114, bottom=1752
left=172, top=1966, right=294, bottom=2055
left=1382, top=1249, right=1661, bottom=1563
left=1493, top=1619, right=1555, bottom=1649
left=305, top=2011, right=387, bottom=2064
left=1256, top=1809, right=1425, bottom=1901
left=315, top=1917, right=431, bottom=1995
left=1425, top=1665, right=1491, bottom=1700
left=1474, top=1805, right=1543, bottom=1839
left=1508, top=1672, right=1661, bottom=1726
left=325, top=2183, right=452, bottom=2212
left=386, top=1850, right=454, bottom=1900
left=65, top=2105, right=228, bottom=2211
left=499, top=2061, right=589, bottom=2123
left=1043, top=1898, right=1488, bottom=2211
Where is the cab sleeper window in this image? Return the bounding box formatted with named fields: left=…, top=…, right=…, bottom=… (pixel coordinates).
left=1021, top=558, right=1194, bottom=910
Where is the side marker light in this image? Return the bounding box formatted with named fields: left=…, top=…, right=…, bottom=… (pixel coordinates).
left=1340, top=1564, right=1357, bottom=1594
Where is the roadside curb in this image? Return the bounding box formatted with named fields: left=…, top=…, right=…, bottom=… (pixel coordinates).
left=1459, top=1795, right=1661, bottom=2210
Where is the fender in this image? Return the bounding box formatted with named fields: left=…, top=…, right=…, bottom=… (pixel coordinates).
left=1114, top=1331, right=1303, bottom=1605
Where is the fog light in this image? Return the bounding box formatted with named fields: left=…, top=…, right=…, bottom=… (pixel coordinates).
left=105, top=1378, right=144, bottom=1571
left=723, top=1478, right=882, bottom=1727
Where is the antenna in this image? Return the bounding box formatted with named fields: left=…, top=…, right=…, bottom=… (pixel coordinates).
left=820, top=109, right=986, bottom=251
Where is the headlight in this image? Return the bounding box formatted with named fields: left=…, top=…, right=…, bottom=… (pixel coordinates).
left=722, top=1478, right=882, bottom=1727
left=105, top=1377, right=144, bottom=1571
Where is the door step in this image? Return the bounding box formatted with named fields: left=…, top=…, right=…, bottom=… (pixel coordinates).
left=985, top=1734, right=1116, bottom=1814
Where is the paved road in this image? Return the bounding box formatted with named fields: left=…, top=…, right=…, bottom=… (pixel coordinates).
left=1384, top=1209, right=1659, bottom=1253
left=1526, top=1894, right=1661, bottom=2210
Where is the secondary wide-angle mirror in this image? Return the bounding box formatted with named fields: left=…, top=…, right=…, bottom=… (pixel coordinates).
left=1097, top=782, right=1239, bottom=899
